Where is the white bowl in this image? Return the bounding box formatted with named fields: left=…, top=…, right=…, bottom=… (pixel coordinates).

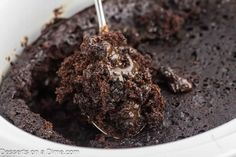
left=0, top=0, right=236, bottom=157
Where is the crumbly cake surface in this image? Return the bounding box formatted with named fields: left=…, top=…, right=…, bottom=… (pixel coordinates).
left=0, top=0, right=236, bottom=148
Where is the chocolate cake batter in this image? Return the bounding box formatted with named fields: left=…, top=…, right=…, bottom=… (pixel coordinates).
left=0, top=0, right=236, bottom=148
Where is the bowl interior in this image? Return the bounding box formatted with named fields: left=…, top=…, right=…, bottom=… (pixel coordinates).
left=0, top=0, right=94, bottom=82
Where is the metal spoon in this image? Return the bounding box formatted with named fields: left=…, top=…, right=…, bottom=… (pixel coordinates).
left=94, top=0, right=109, bottom=32
left=91, top=0, right=115, bottom=138
left=91, top=0, right=145, bottom=139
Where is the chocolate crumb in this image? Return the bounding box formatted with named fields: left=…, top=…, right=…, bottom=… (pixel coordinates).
left=157, top=66, right=192, bottom=93
left=20, top=36, right=28, bottom=47
left=54, top=6, right=64, bottom=19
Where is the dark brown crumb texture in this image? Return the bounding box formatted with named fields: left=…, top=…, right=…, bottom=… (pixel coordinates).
left=0, top=0, right=236, bottom=148
left=56, top=31, right=164, bottom=139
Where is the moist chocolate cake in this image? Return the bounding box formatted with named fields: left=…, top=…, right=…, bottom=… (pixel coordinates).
left=56, top=31, right=165, bottom=139
left=0, top=0, right=236, bottom=148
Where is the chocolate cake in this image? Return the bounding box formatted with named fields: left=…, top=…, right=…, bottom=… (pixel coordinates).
left=56, top=31, right=165, bottom=139
left=0, top=0, right=236, bottom=148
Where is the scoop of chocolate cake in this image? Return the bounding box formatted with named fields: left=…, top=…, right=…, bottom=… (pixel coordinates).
left=56, top=31, right=164, bottom=138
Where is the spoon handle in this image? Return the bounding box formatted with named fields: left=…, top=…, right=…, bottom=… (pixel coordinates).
left=94, top=0, right=109, bottom=32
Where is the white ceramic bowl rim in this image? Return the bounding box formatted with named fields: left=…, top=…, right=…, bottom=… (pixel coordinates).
left=0, top=1, right=236, bottom=157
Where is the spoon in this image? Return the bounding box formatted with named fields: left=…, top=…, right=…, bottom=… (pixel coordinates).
left=94, top=0, right=109, bottom=32
left=91, top=0, right=145, bottom=139
left=92, top=0, right=118, bottom=138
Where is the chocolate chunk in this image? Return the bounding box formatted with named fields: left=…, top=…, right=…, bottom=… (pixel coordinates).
left=157, top=66, right=192, bottom=93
